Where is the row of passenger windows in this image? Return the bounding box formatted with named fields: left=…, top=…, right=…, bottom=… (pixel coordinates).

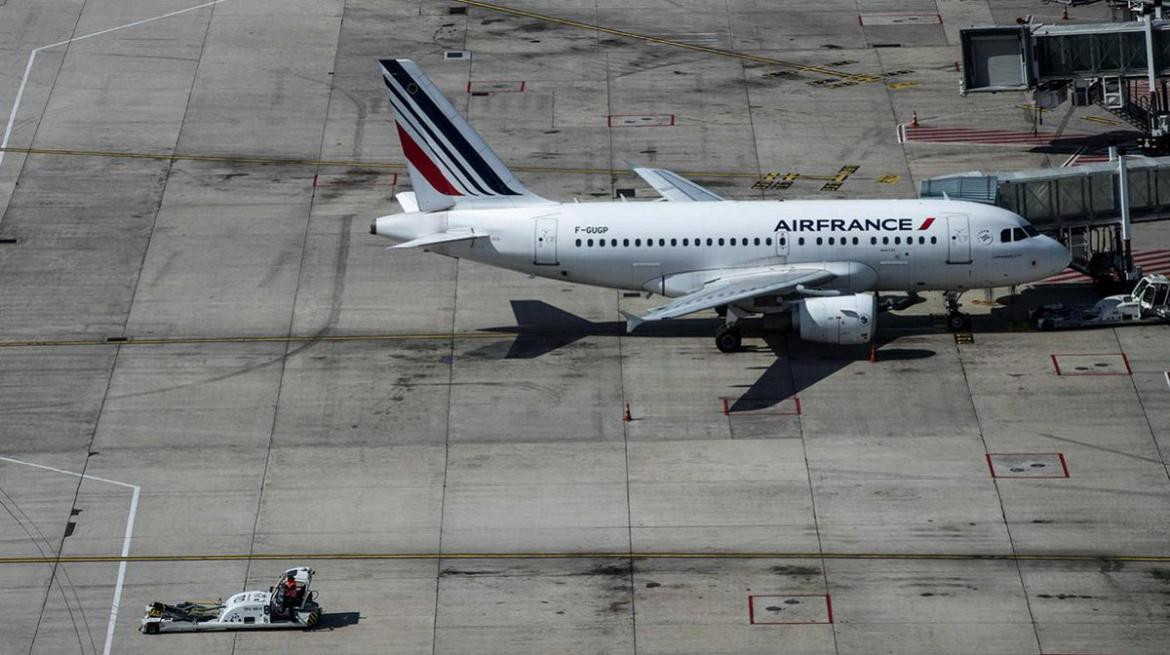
left=573, top=235, right=939, bottom=248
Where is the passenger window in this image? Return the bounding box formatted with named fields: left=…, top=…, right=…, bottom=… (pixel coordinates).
left=707, top=238, right=713, bottom=246
left=635, top=238, right=641, bottom=246
left=754, top=237, right=761, bottom=246
left=798, top=237, right=805, bottom=246
left=599, top=239, right=605, bottom=247
left=587, top=239, right=593, bottom=246
left=742, top=238, right=749, bottom=246
left=730, top=238, right=737, bottom=246
left=870, top=237, right=877, bottom=245
left=918, top=236, right=925, bottom=244
left=894, top=236, right=901, bottom=245
left=930, top=236, right=937, bottom=244
left=1000, top=229, right=1011, bottom=243
left=623, top=238, right=629, bottom=247
left=682, top=238, right=688, bottom=246
left=828, top=237, right=835, bottom=245
left=670, top=238, right=677, bottom=246
left=852, top=237, right=859, bottom=245
left=816, top=237, right=823, bottom=245
left=882, top=236, right=889, bottom=245
left=777, top=237, right=783, bottom=246
left=647, top=238, right=653, bottom=247
left=575, top=239, right=582, bottom=247
left=659, top=238, right=665, bottom=246
left=767, top=237, right=774, bottom=246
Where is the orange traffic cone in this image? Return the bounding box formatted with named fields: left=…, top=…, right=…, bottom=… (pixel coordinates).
left=868, top=344, right=878, bottom=363
left=623, top=403, right=633, bottom=422
left=1061, top=7, right=1068, bottom=20
left=910, top=111, right=919, bottom=128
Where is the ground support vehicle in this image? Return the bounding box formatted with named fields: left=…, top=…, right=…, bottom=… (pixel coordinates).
left=1032, top=275, right=1170, bottom=330
left=141, top=567, right=320, bottom=634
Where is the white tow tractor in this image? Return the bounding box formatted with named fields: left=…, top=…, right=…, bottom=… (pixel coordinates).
left=1032, top=274, right=1170, bottom=330
left=141, top=567, right=321, bottom=634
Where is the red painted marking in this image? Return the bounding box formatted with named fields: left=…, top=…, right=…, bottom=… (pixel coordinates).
left=1051, top=353, right=1131, bottom=376
left=918, top=216, right=935, bottom=230
left=396, top=122, right=461, bottom=196
left=748, top=594, right=833, bottom=625
left=987, top=453, right=1070, bottom=479
left=747, top=594, right=755, bottom=624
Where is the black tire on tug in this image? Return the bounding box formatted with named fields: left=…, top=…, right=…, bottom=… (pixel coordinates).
left=144, top=622, right=160, bottom=635
left=714, top=326, right=742, bottom=353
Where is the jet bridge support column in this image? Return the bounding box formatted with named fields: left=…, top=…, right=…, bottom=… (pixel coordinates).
left=1114, top=147, right=1136, bottom=280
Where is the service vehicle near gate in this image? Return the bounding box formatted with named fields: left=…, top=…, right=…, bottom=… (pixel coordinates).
left=141, top=567, right=321, bottom=634
left=1032, top=274, right=1170, bottom=330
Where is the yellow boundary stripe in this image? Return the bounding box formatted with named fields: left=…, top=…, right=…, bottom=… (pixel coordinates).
left=0, top=333, right=508, bottom=348
left=2, top=551, right=1168, bottom=564
left=0, top=146, right=759, bottom=179
left=454, top=0, right=881, bottom=83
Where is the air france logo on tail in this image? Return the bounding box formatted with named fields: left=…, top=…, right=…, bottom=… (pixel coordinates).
left=380, top=59, right=522, bottom=198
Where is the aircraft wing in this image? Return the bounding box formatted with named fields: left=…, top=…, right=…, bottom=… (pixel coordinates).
left=632, top=166, right=724, bottom=202
left=622, top=268, right=836, bottom=332
left=390, top=228, right=489, bottom=249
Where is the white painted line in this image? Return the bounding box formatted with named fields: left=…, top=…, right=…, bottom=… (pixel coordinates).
left=1164, top=371, right=1169, bottom=391
left=0, top=0, right=232, bottom=174
left=0, top=456, right=140, bottom=655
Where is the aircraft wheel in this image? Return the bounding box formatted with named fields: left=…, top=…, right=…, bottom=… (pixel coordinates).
left=947, top=312, right=972, bottom=332
left=714, top=325, right=742, bottom=353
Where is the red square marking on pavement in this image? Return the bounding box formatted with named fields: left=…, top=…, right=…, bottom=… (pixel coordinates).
left=467, top=80, right=525, bottom=94
left=986, top=453, right=1069, bottom=479
left=749, top=594, right=832, bottom=625
left=721, top=396, right=801, bottom=416
left=1051, top=353, right=1131, bottom=376
left=607, top=114, right=675, bottom=128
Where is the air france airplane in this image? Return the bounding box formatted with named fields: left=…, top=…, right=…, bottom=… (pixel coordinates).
left=371, top=59, right=1070, bottom=352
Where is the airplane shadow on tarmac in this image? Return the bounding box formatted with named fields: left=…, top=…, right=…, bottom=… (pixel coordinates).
left=312, top=611, right=361, bottom=630
left=482, top=300, right=937, bottom=412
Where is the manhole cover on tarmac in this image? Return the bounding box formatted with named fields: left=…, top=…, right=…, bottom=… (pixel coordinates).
left=986, top=453, right=1069, bottom=478
left=748, top=594, right=832, bottom=624
left=1050, top=353, right=1131, bottom=376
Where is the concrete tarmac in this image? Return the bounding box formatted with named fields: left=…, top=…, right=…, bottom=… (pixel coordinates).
left=1, top=1, right=1169, bottom=654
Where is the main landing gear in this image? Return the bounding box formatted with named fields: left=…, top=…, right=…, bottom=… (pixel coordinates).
left=714, top=306, right=747, bottom=353
left=944, top=290, right=972, bottom=332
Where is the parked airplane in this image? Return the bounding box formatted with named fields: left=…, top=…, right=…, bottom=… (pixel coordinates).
left=370, top=59, right=1070, bottom=352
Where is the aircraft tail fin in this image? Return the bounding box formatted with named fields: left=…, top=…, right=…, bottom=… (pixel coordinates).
left=378, top=59, right=550, bottom=212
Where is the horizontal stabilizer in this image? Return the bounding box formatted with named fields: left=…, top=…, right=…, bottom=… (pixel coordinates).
left=395, top=191, right=419, bottom=213
left=390, top=228, right=489, bottom=249
left=631, top=165, right=723, bottom=202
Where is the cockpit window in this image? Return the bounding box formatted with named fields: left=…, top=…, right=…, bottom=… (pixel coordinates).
left=1000, top=229, right=1011, bottom=243
left=1012, top=227, right=1027, bottom=241
left=1022, top=225, right=1039, bottom=237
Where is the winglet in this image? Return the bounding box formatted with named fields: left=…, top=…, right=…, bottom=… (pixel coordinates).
left=620, top=310, right=646, bottom=333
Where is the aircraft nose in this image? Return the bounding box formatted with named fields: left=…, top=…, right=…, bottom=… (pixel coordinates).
left=1042, top=235, right=1071, bottom=276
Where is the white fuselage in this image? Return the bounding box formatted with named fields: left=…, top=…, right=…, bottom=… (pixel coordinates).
left=374, top=198, right=1070, bottom=298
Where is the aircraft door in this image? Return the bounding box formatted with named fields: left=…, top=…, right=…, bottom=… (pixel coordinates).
left=774, top=230, right=789, bottom=263
left=534, top=217, right=558, bottom=265
left=945, top=214, right=972, bottom=264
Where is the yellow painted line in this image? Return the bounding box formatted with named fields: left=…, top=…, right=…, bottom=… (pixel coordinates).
left=0, top=333, right=511, bottom=349
left=0, top=146, right=761, bottom=180
left=886, top=81, right=920, bottom=90
left=877, top=174, right=900, bottom=184
left=1081, top=115, right=1123, bottom=126
left=2, top=551, right=1169, bottom=564
left=455, top=0, right=881, bottom=83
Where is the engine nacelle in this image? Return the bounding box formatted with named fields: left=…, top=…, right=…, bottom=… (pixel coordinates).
left=794, top=293, right=876, bottom=344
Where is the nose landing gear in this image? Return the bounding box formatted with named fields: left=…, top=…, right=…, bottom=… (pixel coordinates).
left=944, top=291, right=972, bottom=331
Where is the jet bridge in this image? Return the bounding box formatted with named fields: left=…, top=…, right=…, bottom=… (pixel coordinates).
left=960, top=12, right=1170, bottom=151
left=921, top=154, right=1170, bottom=282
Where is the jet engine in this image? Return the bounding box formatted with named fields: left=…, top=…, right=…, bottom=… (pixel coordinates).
left=793, top=293, right=876, bottom=344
